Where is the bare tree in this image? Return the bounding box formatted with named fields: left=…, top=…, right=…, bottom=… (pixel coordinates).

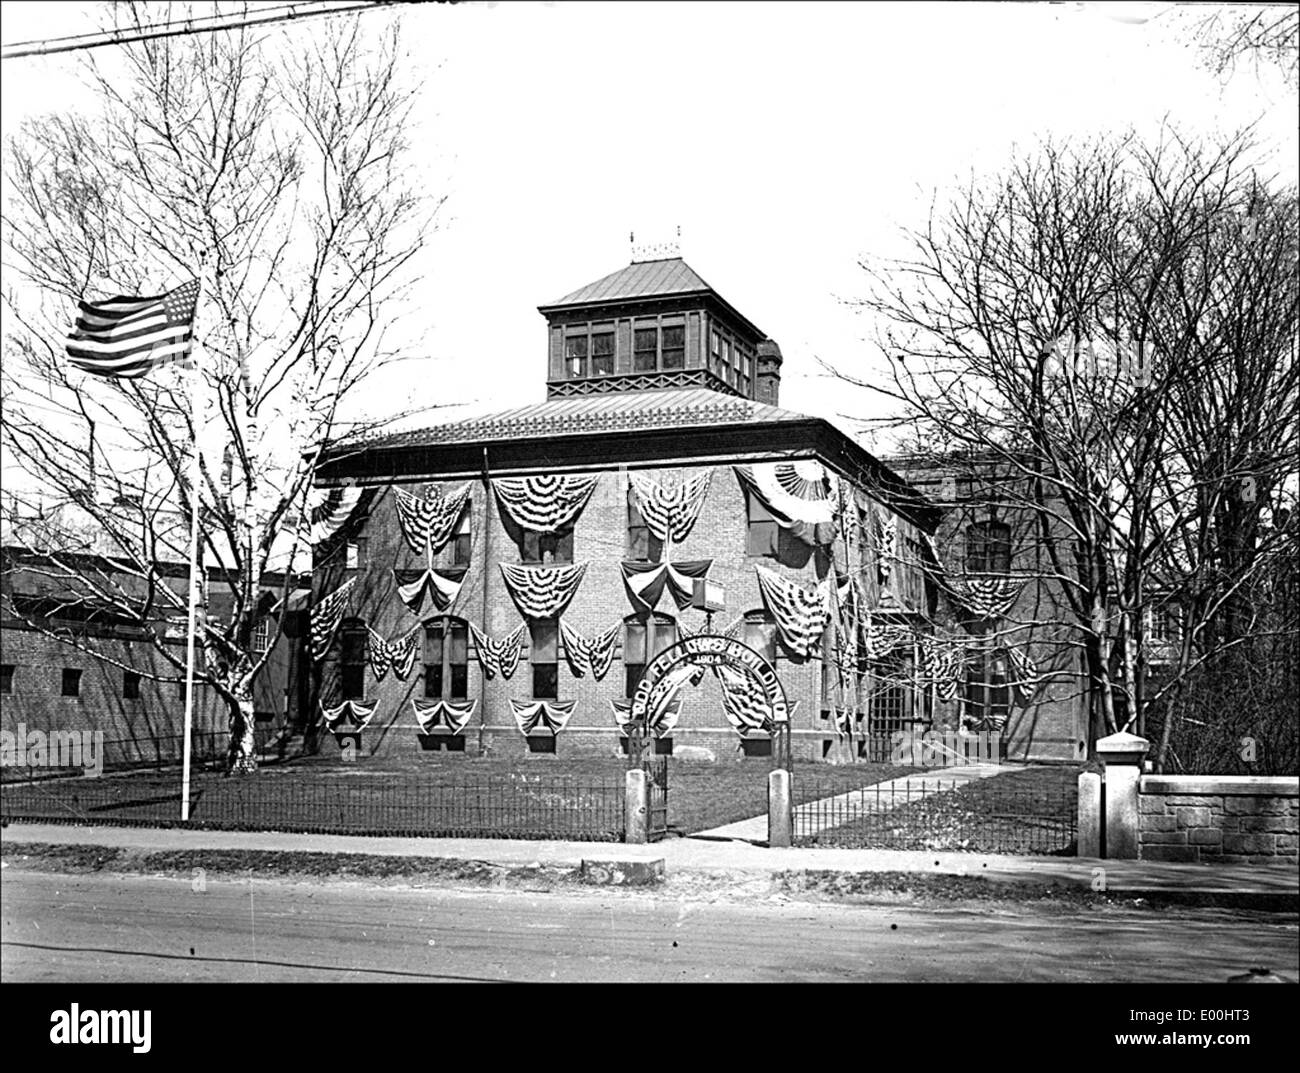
left=1172, top=3, right=1300, bottom=83
left=838, top=129, right=1298, bottom=765
left=1, top=2, right=442, bottom=772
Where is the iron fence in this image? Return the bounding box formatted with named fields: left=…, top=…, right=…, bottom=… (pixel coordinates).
left=0, top=768, right=625, bottom=842
left=792, top=775, right=1077, bottom=855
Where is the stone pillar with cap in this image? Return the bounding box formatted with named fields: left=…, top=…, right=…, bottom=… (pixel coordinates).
left=1096, top=731, right=1150, bottom=859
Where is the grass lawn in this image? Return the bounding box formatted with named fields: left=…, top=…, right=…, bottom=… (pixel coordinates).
left=0, top=750, right=916, bottom=840
left=796, top=764, right=1082, bottom=855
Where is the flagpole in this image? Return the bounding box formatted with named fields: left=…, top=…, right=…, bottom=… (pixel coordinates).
left=180, top=269, right=207, bottom=821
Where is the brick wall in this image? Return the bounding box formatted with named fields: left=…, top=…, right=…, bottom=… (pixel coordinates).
left=1138, top=775, right=1300, bottom=864
left=314, top=458, right=922, bottom=762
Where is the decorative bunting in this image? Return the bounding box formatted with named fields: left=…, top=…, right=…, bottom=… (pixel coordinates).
left=310, top=577, right=356, bottom=661
left=510, top=699, right=577, bottom=736
left=878, top=516, right=898, bottom=584
left=644, top=663, right=706, bottom=731
left=560, top=621, right=620, bottom=680
left=619, top=559, right=712, bottom=614
left=715, top=663, right=774, bottom=735
left=1003, top=645, right=1039, bottom=701
left=393, top=568, right=465, bottom=614
left=754, top=566, right=832, bottom=658
left=917, top=635, right=964, bottom=701
left=367, top=626, right=420, bottom=681
left=611, top=697, right=683, bottom=738
left=627, top=471, right=712, bottom=543
left=499, top=563, right=588, bottom=620
left=412, top=697, right=477, bottom=735
left=306, top=486, right=370, bottom=547
left=320, top=698, right=377, bottom=731
left=863, top=613, right=910, bottom=661
left=734, top=461, right=839, bottom=546
left=394, top=483, right=472, bottom=559
left=468, top=624, right=526, bottom=680
left=492, top=474, right=598, bottom=533
left=943, top=575, right=1023, bottom=620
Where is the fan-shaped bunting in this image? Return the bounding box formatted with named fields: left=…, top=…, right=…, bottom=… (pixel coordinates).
left=754, top=566, right=832, bottom=658
left=1003, top=644, right=1039, bottom=701
left=619, top=559, right=712, bottom=614
left=944, top=576, right=1023, bottom=620
left=412, top=697, right=477, bottom=735
left=306, top=486, right=372, bottom=547
left=560, top=621, right=620, bottom=680
left=469, top=624, right=525, bottom=680
left=510, top=699, right=577, bottom=735
left=394, top=483, right=471, bottom=559
left=492, top=474, right=598, bottom=534
left=367, top=626, right=420, bottom=681
left=392, top=568, right=465, bottom=614
left=627, top=471, right=712, bottom=543
left=310, top=577, right=356, bottom=661
left=917, top=635, right=964, bottom=701
left=499, top=563, right=588, bottom=620
left=733, top=461, right=839, bottom=546
left=320, top=698, right=377, bottom=731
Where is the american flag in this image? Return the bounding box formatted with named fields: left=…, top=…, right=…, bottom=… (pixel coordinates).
left=66, top=279, right=200, bottom=379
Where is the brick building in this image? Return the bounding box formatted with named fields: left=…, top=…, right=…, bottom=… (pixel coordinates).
left=1, top=505, right=310, bottom=772
left=310, top=256, right=960, bottom=762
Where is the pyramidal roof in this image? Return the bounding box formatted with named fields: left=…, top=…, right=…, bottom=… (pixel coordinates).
left=542, top=257, right=716, bottom=308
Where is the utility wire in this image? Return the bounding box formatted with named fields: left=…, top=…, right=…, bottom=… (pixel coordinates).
left=1, top=1, right=400, bottom=61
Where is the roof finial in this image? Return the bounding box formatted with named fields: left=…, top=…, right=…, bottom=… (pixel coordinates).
left=630, top=225, right=682, bottom=263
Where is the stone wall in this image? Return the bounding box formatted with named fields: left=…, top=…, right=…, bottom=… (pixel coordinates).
left=1137, top=775, right=1299, bottom=864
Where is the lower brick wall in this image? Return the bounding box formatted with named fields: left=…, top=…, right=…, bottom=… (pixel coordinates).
left=1138, top=775, right=1299, bottom=864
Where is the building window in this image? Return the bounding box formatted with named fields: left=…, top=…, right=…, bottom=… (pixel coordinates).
left=742, top=610, right=777, bottom=664
left=522, top=527, right=574, bottom=565
left=627, top=489, right=663, bottom=562
left=623, top=613, right=678, bottom=697
left=1147, top=604, right=1181, bottom=646
left=424, top=618, right=469, bottom=700
left=450, top=511, right=472, bottom=568
left=745, top=493, right=780, bottom=558
left=633, top=327, right=658, bottom=372
left=565, top=334, right=588, bottom=378
left=966, top=521, right=1011, bottom=574
left=965, top=650, right=1009, bottom=728
left=591, top=331, right=614, bottom=376
left=661, top=324, right=685, bottom=369
left=123, top=670, right=141, bottom=700
left=251, top=618, right=271, bottom=655
left=346, top=538, right=368, bottom=570
left=61, top=668, right=82, bottom=697
left=868, top=654, right=913, bottom=733
left=530, top=619, right=559, bottom=700
left=0, top=664, right=13, bottom=694
left=340, top=620, right=367, bottom=700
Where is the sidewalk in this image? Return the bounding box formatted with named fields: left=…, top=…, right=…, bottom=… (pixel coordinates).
left=694, top=762, right=1004, bottom=841
left=3, top=821, right=1295, bottom=906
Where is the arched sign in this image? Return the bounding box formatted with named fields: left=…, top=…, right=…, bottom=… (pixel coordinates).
left=630, top=634, right=789, bottom=730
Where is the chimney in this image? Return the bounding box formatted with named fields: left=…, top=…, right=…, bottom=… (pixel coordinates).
left=756, top=339, right=783, bottom=406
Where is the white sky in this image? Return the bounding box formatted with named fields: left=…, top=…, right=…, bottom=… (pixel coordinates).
left=2, top=1, right=1297, bottom=451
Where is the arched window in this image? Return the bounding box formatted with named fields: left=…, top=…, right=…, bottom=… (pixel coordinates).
left=966, top=521, right=1011, bottom=574
left=623, top=613, right=678, bottom=697
left=339, top=618, right=368, bottom=700
left=424, top=617, right=469, bottom=700
left=741, top=609, right=777, bottom=664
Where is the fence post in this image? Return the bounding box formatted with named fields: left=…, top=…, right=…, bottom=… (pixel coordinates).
left=1077, top=770, right=1103, bottom=858
left=624, top=768, right=648, bottom=844
left=768, top=768, right=792, bottom=848
left=1096, top=731, right=1150, bottom=859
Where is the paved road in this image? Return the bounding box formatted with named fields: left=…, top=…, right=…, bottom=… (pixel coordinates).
left=3, top=868, right=1296, bottom=983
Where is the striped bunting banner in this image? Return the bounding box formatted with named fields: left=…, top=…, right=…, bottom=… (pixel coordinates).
left=66, top=279, right=200, bottom=379
left=394, top=484, right=471, bottom=559
left=492, top=474, right=598, bottom=534
left=411, top=698, right=477, bottom=735
left=627, top=471, right=712, bottom=543
left=510, top=699, right=577, bottom=736
left=366, top=626, right=420, bottom=681
left=320, top=698, right=377, bottom=731
left=560, top=621, right=620, bottom=680
left=754, top=566, right=832, bottom=659
left=499, top=563, right=587, bottom=620
left=310, top=577, right=356, bottom=661
left=468, top=624, right=525, bottom=680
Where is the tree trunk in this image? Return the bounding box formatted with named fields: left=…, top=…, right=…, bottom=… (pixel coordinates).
left=226, top=690, right=258, bottom=775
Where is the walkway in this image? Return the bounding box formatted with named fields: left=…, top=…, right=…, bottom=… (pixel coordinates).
left=692, top=762, right=1006, bottom=842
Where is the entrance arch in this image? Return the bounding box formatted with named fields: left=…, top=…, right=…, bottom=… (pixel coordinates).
left=628, top=633, right=792, bottom=769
